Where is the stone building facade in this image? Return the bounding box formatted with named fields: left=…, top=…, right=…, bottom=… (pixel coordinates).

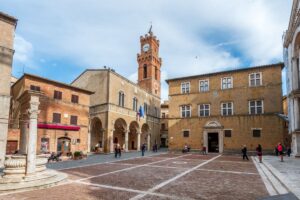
left=166, top=63, right=285, bottom=153
left=160, top=101, right=169, bottom=147
left=72, top=31, right=161, bottom=153
left=283, top=0, right=300, bottom=157
left=0, top=12, right=17, bottom=166
left=9, top=74, right=93, bottom=155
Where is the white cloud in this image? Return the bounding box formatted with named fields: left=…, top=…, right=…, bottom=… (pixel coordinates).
left=13, top=34, right=33, bottom=63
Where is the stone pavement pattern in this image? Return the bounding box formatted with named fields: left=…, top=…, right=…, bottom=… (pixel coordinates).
left=0, top=152, right=275, bottom=200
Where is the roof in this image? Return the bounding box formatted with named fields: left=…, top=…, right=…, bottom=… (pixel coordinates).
left=166, top=63, right=284, bottom=84
left=0, top=12, right=18, bottom=26
left=12, top=73, right=94, bottom=95
left=72, top=68, right=161, bottom=100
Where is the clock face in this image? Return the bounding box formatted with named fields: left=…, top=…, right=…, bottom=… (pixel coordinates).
left=143, top=43, right=150, bottom=52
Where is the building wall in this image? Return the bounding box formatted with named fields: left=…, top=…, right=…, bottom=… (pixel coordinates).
left=167, top=64, right=285, bottom=152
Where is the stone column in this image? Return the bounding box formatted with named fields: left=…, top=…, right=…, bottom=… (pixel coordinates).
left=292, top=58, right=299, bottom=90
left=125, top=128, right=129, bottom=152
left=219, top=130, right=224, bottom=153
left=19, top=116, right=29, bottom=154
left=203, top=131, right=208, bottom=153
left=26, top=95, right=40, bottom=175
left=294, top=98, right=300, bottom=130
left=101, top=130, right=105, bottom=149
left=87, top=119, right=91, bottom=152
left=147, top=134, right=151, bottom=151
left=137, top=128, right=141, bottom=151
left=110, top=131, right=114, bottom=153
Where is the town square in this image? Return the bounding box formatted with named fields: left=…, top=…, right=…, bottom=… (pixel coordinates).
left=0, top=0, right=300, bottom=199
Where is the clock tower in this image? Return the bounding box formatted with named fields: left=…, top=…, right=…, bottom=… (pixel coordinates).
left=137, top=28, right=162, bottom=98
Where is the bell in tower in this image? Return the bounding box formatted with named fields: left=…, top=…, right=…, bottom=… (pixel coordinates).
left=137, top=27, right=162, bottom=98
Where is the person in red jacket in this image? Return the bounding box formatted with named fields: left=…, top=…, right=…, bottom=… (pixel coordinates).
left=277, top=143, right=284, bottom=162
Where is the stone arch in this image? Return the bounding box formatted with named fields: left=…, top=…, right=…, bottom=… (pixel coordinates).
left=129, top=121, right=139, bottom=150
left=113, top=118, right=127, bottom=149
left=90, top=117, right=104, bottom=152
left=141, top=123, right=150, bottom=145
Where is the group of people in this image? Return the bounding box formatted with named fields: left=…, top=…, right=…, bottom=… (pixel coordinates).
left=242, top=142, right=290, bottom=163
left=114, top=143, right=148, bottom=158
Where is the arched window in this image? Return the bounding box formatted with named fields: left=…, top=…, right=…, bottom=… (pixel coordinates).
left=143, top=64, right=147, bottom=79
left=133, top=97, right=138, bottom=111
left=118, top=91, right=125, bottom=107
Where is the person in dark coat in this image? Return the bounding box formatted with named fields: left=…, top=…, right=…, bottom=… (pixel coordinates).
left=114, top=144, right=118, bottom=158
left=242, top=145, right=249, bottom=161
left=287, top=146, right=292, bottom=157
left=256, top=144, right=263, bottom=163
left=141, top=143, right=146, bottom=156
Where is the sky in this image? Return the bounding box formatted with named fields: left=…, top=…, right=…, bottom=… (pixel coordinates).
left=0, top=0, right=293, bottom=100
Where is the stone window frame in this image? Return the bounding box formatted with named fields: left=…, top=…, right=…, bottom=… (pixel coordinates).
left=221, top=77, right=233, bottom=90
left=180, top=105, right=191, bottom=118
left=52, top=113, right=61, bottom=124
left=30, top=85, right=41, bottom=92
left=221, top=102, right=234, bottom=116
left=198, top=104, right=210, bottom=117
left=54, top=90, right=62, bottom=100
left=70, top=115, right=78, bottom=125
left=118, top=91, right=125, bottom=107
left=224, top=129, right=232, bottom=137
left=249, top=72, right=262, bottom=87
left=132, top=97, right=138, bottom=112
left=71, top=94, right=79, bottom=104
left=252, top=128, right=262, bottom=138
left=248, top=100, right=264, bottom=114
left=199, top=79, right=209, bottom=92
left=182, top=129, right=190, bottom=138
left=181, top=82, right=190, bottom=94
left=144, top=102, right=148, bottom=115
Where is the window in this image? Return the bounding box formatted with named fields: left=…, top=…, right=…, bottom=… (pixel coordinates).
left=52, top=113, right=61, bottom=123
left=76, top=139, right=81, bottom=143
left=221, top=102, right=233, bottom=116
left=181, top=82, right=190, bottom=94
left=162, top=112, right=166, bottom=118
left=118, top=91, right=125, bottom=107
left=133, top=97, right=138, bottom=111
left=54, top=90, right=62, bottom=100
left=161, top=123, right=166, bottom=130
left=183, top=130, right=190, bottom=137
left=249, top=72, right=262, bottom=86
left=181, top=105, right=191, bottom=118
left=221, top=77, right=233, bottom=89
left=143, top=64, right=147, bottom=78
left=30, top=85, right=40, bottom=91
left=252, top=129, right=261, bottom=137
left=144, top=103, right=148, bottom=115
left=155, top=67, right=158, bottom=80
left=199, top=104, right=210, bottom=117
left=70, top=115, right=78, bottom=125
left=154, top=107, right=158, bottom=117
left=71, top=95, right=79, bottom=104
left=224, top=130, right=232, bottom=137
left=249, top=100, right=263, bottom=114
left=199, top=80, right=209, bottom=92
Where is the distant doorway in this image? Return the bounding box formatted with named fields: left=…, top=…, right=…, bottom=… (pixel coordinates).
left=208, top=133, right=219, bottom=152
left=57, top=137, right=71, bottom=155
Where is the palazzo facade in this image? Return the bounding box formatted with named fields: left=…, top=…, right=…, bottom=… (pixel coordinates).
left=72, top=30, right=161, bottom=153
left=167, top=63, right=286, bottom=153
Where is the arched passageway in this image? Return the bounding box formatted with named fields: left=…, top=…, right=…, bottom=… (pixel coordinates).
left=113, top=118, right=127, bottom=149
left=129, top=121, right=139, bottom=150
left=141, top=123, right=150, bottom=151
left=90, top=117, right=104, bottom=152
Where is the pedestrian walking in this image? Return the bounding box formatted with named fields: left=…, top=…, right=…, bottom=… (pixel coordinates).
left=274, top=145, right=279, bottom=156
left=256, top=144, right=262, bottom=163
left=241, top=145, right=249, bottom=161
left=141, top=143, right=146, bottom=156
left=117, top=143, right=122, bottom=158
left=202, top=146, right=207, bottom=155
left=114, top=144, right=118, bottom=158
left=287, top=146, right=291, bottom=157
left=277, top=143, right=284, bottom=162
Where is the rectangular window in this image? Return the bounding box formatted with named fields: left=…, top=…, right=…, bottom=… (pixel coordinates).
left=221, top=102, right=233, bottom=116
left=199, top=80, right=209, bottom=92
left=221, top=77, right=233, bottom=89
left=30, top=85, right=40, bottom=91
left=183, top=130, right=190, bottom=137
left=144, top=103, right=148, bottom=115
left=119, top=92, right=125, bottom=107
left=249, top=100, right=263, bottom=114
left=54, top=90, right=62, bottom=100
left=71, top=95, right=79, bottom=104
left=181, top=82, right=190, bottom=94
left=199, top=104, right=210, bottom=117
left=252, top=129, right=261, bottom=137
left=224, top=130, right=232, bottom=137
left=249, top=72, right=262, bottom=86
left=181, top=105, right=191, bottom=118
left=162, top=113, right=166, bottom=118
left=52, top=113, right=61, bottom=123
left=133, top=97, right=138, bottom=111
left=70, top=115, right=78, bottom=125
left=161, top=123, right=166, bottom=130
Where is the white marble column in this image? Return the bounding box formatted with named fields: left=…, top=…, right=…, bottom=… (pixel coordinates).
left=19, top=117, right=29, bottom=154
left=26, top=95, right=40, bottom=175
left=125, top=128, right=129, bottom=152
left=137, top=129, right=141, bottom=151
left=147, top=134, right=151, bottom=151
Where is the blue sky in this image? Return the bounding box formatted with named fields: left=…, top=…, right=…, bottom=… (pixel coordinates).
left=0, top=0, right=292, bottom=100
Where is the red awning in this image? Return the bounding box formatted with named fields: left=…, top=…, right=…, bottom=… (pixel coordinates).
left=38, top=123, right=80, bottom=131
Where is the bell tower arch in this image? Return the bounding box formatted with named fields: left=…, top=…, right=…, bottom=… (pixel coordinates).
left=137, top=27, right=162, bottom=98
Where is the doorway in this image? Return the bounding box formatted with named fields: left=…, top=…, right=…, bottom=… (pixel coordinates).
left=208, top=133, right=219, bottom=152
left=57, top=137, right=71, bottom=154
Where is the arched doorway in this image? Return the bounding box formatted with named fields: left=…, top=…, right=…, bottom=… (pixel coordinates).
left=113, top=118, right=127, bottom=150
left=91, top=117, right=104, bottom=152
left=141, top=123, right=150, bottom=151
left=129, top=121, right=139, bottom=150
left=57, top=137, right=71, bottom=155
